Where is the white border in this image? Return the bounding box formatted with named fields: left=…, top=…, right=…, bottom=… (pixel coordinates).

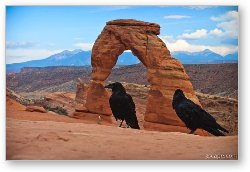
left=1, top=0, right=249, bottom=172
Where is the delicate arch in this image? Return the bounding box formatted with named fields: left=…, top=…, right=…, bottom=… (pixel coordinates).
left=85, top=19, right=206, bottom=135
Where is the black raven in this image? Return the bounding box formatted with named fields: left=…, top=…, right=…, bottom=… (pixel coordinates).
left=104, top=82, right=140, bottom=129
left=172, top=89, right=229, bottom=136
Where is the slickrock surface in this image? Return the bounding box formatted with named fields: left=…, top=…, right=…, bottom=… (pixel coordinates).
left=6, top=88, right=238, bottom=160
left=6, top=118, right=237, bottom=160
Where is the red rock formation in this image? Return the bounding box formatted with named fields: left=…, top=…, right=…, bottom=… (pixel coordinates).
left=26, top=106, right=47, bottom=113
left=6, top=96, right=26, bottom=111
left=85, top=19, right=207, bottom=135
left=75, top=78, right=85, bottom=104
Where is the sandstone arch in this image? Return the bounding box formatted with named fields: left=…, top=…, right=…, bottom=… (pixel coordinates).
left=85, top=19, right=206, bottom=135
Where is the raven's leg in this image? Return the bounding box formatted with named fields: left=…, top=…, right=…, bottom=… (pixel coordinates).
left=119, top=120, right=124, bottom=127
left=125, top=121, right=130, bottom=128
left=189, top=130, right=195, bottom=134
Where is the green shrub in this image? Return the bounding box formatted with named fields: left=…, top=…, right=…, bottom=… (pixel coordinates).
left=43, top=105, right=68, bottom=116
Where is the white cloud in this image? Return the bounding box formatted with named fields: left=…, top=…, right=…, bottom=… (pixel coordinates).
left=163, top=15, right=191, bottom=19
left=176, top=10, right=238, bottom=40
left=90, top=6, right=131, bottom=13
left=210, top=10, right=238, bottom=22
left=160, top=37, right=238, bottom=56
left=6, top=41, right=37, bottom=49
left=6, top=48, right=63, bottom=64
left=184, top=29, right=192, bottom=33
left=74, top=43, right=94, bottom=51
left=124, top=50, right=132, bottom=52
left=217, top=20, right=238, bottom=38
left=178, top=29, right=208, bottom=39
left=73, top=37, right=84, bottom=40
left=209, top=28, right=223, bottom=37
left=160, top=35, right=175, bottom=43
left=101, top=6, right=131, bottom=11
left=189, top=6, right=214, bottom=10
left=47, top=43, right=56, bottom=47
left=210, top=10, right=238, bottom=38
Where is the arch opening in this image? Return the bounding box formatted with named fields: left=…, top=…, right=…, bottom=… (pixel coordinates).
left=105, top=51, right=148, bottom=128
left=115, top=51, right=140, bottom=66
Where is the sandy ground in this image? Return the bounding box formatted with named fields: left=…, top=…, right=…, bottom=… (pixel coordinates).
left=6, top=90, right=238, bottom=160
left=6, top=110, right=238, bottom=160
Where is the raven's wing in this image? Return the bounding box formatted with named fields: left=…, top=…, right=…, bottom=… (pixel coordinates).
left=186, top=99, right=217, bottom=123
left=186, top=99, right=228, bottom=133
left=176, top=98, right=228, bottom=135
left=123, top=94, right=140, bottom=129
left=126, top=94, right=135, bottom=113
left=174, top=100, right=202, bottom=130
left=109, top=94, right=125, bottom=121
left=197, top=106, right=229, bottom=135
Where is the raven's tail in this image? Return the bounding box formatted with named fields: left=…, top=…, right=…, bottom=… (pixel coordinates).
left=217, top=123, right=229, bottom=133
left=207, top=128, right=226, bottom=136
left=202, top=125, right=226, bottom=136
left=130, top=124, right=140, bottom=129
left=128, top=117, right=140, bottom=129
left=126, top=112, right=140, bottom=130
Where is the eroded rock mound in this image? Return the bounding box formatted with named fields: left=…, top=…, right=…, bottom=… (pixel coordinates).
left=26, top=106, right=48, bottom=113
left=75, top=78, right=86, bottom=104
left=6, top=89, right=26, bottom=111
left=85, top=19, right=206, bottom=135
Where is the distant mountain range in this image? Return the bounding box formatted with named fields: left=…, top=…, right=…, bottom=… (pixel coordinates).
left=172, top=49, right=238, bottom=64
left=6, top=49, right=237, bottom=73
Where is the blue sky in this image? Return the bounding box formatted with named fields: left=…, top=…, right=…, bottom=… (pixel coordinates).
left=6, top=6, right=238, bottom=64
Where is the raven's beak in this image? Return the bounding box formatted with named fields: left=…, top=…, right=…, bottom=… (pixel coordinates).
left=104, top=84, right=112, bottom=89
